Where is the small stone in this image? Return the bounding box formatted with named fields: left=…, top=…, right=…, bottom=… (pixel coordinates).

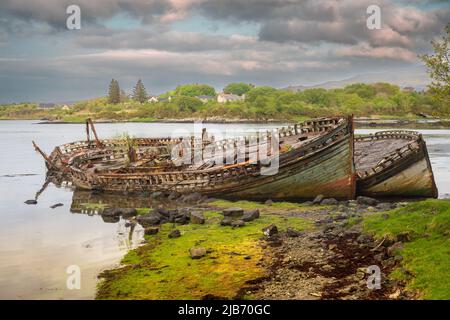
left=50, top=203, right=63, bottom=209
left=376, top=202, right=395, bottom=211
left=222, top=207, right=244, bottom=217
left=121, top=208, right=137, bottom=218
left=136, top=210, right=162, bottom=226
left=321, top=198, right=338, bottom=205
left=262, top=224, right=278, bottom=236
left=313, top=194, right=324, bottom=205
left=180, top=192, right=203, bottom=202
left=24, top=199, right=37, bottom=205
left=328, top=244, right=337, bottom=250
left=231, top=219, right=245, bottom=227
left=242, top=209, right=260, bottom=222
left=168, top=229, right=181, bottom=238
left=303, top=201, right=313, bottom=206
left=220, top=217, right=233, bottom=226
left=189, top=247, right=207, bottom=259
left=244, top=255, right=251, bottom=260
left=101, top=208, right=122, bottom=217
left=144, top=227, right=159, bottom=235
left=190, top=211, right=205, bottom=224
left=285, top=227, right=302, bottom=237
left=356, top=196, right=379, bottom=206
left=265, top=199, right=273, bottom=205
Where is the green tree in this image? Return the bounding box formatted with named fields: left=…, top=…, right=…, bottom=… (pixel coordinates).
left=108, top=79, right=121, bottom=104
left=245, top=86, right=277, bottom=103
left=344, top=83, right=376, bottom=99
left=132, top=79, right=148, bottom=103
left=174, top=84, right=216, bottom=97
left=298, top=88, right=330, bottom=107
left=172, top=96, right=203, bottom=112
left=420, top=24, right=449, bottom=106
left=223, top=82, right=254, bottom=95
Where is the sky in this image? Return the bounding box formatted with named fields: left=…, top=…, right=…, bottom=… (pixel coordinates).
left=0, top=0, right=449, bottom=103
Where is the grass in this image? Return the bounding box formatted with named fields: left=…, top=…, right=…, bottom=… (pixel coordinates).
left=363, top=199, right=450, bottom=300
left=96, top=210, right=312, bottom=300
left=209, top=199, right=326, bottom=211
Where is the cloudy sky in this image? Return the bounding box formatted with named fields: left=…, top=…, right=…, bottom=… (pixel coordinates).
left=0, top=0, right=448, bottom=103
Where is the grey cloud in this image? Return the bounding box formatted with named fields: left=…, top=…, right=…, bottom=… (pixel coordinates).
left=0, top=0, right=170, bottom=29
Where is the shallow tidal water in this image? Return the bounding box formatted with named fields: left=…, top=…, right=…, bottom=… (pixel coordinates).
left=0, top=120, right=449, bottom=299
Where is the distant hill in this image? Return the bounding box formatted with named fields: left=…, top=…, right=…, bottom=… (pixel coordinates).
left=284, top=66, right=430, bottom=92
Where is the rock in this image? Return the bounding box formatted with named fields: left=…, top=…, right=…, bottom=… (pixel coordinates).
left=144, top=227, right=159, bottom=235
left=101, top=215, right=119, bottom=223
left=321, top=198, right=338, bottom=205
left=242, top=209, right=260, bottom=222
left=303, top=201, right=313, bottom=206
left=168, top=229, right=181, bottom=238
left=222, top=207, right=244, bottom=217
left=265, top=199, right=273, bottom=205
left=136, top=210, right=162, bottom=226
left=387, top=242, right=403, bottom=257
left=285, top=227, right=302, bottom=237
left=24, top=199, right=37, bottom=205
left=244, top=255, right=251, bottom=260
left=313, top=194, right=324, bottom=205
left=180, top=192, right=202, bottom=202
left=356, top=196, right=379, bottom=206
left=50, top=203, right=63, bottom=209
left=101, top=208, right=122, bottom=217
left=121, top=208, right=137, bottom=218
left=189, top=247, right=207, bottom=259
left=231, top=220, right=245, bottom=227
left=356, top=234, right=373, bottom=244
left=262, top=224, right=278, bottom=236
left=374, top=253, right=385, bottom=263
left=376, top=202, right=395, bottom=211
left=190, top=211, right=205, bottom=224
left=174, top=212, right=190, bottom=225
left=220, top=217, right=233, bottom=226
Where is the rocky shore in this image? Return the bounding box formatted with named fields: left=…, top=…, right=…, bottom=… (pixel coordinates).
left=92, top=193, right=440, bottom=299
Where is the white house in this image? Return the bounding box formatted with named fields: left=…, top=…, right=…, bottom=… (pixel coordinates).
left=217, top=93, right=245, bottom=103
left=148, top=96, right=159, bottom=103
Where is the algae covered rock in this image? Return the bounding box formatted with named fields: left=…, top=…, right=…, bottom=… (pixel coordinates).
left=189, top=247, right=207, bottom=259
left=222, top=207, right=244, bottom=218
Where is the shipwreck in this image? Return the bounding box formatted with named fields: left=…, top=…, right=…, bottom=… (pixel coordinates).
left=33, top=116, right=438, bottom=200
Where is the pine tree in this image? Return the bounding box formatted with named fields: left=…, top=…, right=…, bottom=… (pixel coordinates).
left=132, top=79, right=148, bottom=103
left=108, top=79, right=121, bottom=104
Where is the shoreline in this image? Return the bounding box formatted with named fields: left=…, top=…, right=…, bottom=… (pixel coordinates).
left=2, top=117, right=448, bottom=129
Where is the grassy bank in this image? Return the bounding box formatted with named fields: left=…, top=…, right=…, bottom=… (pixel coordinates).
left=363, top=199, right=450, bottom=299
left=96, top=206, right=313, bottom=300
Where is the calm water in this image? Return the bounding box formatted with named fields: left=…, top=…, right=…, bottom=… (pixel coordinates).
left=0, top=120, right=449, bottom=299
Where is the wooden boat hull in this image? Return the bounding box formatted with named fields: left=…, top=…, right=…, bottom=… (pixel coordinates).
left=355, top=132, right=437, bottom=198
left=68, top=117, right=356, bottom=200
